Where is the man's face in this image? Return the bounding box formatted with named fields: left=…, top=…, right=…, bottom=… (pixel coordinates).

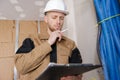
left=44, top=11, right=65, bottom=32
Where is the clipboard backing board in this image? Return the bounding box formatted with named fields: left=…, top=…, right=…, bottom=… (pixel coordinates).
left=36, top=63, right=102, bottom=80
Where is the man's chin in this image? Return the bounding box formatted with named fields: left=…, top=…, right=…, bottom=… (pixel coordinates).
left=49, top=28, right=61, bottom=32
left=53, top=29, right=60, bottom=31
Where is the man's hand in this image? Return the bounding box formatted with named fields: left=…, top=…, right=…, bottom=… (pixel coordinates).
left=48, top=30, right=63, bottom=45
left=60, top=75, right=82, bottom=80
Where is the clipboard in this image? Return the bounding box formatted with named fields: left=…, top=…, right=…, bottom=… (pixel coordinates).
left=36, top=63, right=102, bottom=80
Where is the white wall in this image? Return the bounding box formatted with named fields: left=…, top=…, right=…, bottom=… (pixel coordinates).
left=64, top=0, right=104, bottom=80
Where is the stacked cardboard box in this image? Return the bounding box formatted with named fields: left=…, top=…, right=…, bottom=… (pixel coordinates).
left=0, top=20, right=15, bottom=80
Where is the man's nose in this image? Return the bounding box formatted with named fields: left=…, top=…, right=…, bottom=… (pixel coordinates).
left=57, top=18, right=60, bottom=24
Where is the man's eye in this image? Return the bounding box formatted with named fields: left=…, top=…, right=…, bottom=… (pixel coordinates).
left=52, top=16, right=57, bottom=19
left=60, top=18, right=64, bottom=20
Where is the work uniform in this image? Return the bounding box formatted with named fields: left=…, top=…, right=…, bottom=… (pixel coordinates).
left=15, top=33, right=82, bottom=80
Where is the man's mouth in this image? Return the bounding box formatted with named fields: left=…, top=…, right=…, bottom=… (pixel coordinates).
left=55, top=26, right=61, bottom=30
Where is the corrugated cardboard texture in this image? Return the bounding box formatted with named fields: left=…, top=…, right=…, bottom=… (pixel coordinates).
left=19, top=21, right=38, bottom=34
left=40, top=21, right=47, bottom=34
left=0, top=20, right=15, bottom=42
left=0, top=58, right=14, bottom=80
left=0, top=20, right=15, bottom=80
left=39, top=21, right=48, bottom=37
left=0, top=43, right=14, bottom=57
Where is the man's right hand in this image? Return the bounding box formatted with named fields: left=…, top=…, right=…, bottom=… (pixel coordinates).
left=48, top=30, right=63, bottom=45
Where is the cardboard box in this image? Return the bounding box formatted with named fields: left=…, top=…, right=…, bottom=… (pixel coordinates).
left=0, top=58, right=14, bottom=80
left=19, top=21, right=38, bottom=34
left=40, top=21, right=47, bottom=33
left=0, top=43, right=15, bottom=57
left=0, top=20, right=15, bottom=42
left=0, top=30, right=13, bottom=42
left=0, top=20, right=15, bottom=28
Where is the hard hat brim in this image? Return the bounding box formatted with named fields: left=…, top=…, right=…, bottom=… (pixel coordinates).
left=44, top=9, right=69, bottom=15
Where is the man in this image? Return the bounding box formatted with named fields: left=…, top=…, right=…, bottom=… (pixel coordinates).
left=15, top=0, right=82, bottom=80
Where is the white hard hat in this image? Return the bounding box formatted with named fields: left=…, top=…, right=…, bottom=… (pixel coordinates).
left=44, top=0, right=69, bottom=15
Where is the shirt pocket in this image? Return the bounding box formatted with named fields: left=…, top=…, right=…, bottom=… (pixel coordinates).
left=57, top=49, right=71, bottom=64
